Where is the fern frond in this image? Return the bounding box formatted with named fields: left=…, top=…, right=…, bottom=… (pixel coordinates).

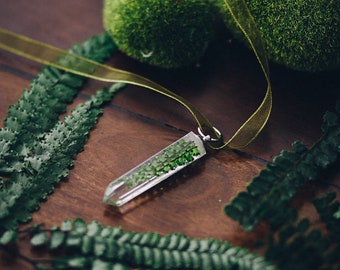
left=0, top=32, right=120, bottom=232
left=26, top=218, right=276, bottom=270
left=0, top=84, right=125, bottom=233
left=0, top=32, right=117, bottom=175
left=265, top=217, right=340, bottom=270
left=225, top=101, right=340, bottom=231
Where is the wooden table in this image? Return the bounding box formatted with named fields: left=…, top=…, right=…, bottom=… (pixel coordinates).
left=0, top=1, right=339, bottom=269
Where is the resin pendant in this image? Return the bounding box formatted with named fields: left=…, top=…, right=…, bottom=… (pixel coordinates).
left=103, top=132, right=206, bottom=206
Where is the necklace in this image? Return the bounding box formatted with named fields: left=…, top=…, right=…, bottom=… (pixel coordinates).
left=0, top=0, right=272, bottom=207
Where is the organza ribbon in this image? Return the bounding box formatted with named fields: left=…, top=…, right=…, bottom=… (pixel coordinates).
left=0, top=0, right=271, bottom=150
left=221, top=0, right=272, bottom=149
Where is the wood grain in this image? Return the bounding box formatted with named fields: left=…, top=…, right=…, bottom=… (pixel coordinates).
left=0, top=1, right=339, bottom=269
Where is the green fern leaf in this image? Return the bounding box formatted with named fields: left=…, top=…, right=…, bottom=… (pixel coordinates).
left=0, top=32, right=121, bottom=234
left=0, top=84, right=125, bottom=233
left=0, top=32, right=117, bottom=176
left=28, top=219, right=276, bottom=270
left=225, top=101, right=340, bottom=231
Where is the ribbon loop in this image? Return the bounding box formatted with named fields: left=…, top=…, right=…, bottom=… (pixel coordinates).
left=221, top=0, right=272, bottom=149
left=0, top=0, right=272, bottom=150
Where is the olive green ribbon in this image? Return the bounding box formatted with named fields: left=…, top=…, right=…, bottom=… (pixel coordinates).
left=221, top=0, right=272, bottom=149
left=0, top=1, right=271, bottom=150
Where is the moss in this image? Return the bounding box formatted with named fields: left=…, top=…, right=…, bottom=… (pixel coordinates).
left=218, top=0, right=340, bottom=72
left=104, top=0, right=340, bottom=72
left=103, top=0, right=218, bottom=69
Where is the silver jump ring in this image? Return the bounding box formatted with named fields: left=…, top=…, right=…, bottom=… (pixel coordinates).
left=197, top=126, right=222, bottom=142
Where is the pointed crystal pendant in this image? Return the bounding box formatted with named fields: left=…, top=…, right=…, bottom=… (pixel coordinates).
left=103, top=132, right=206, bottom=206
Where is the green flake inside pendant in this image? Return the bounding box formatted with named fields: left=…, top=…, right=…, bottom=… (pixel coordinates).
left=103, top=132, right=206, bottom=206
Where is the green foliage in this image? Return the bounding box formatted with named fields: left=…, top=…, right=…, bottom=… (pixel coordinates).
left=31, top=231, right=48, bottom=247
left=225, top=101, right=340, bottom=231
left=103, top=0, right=339, bottom=71
left=265, top=218, right=339, bottom=270
left=0, top=32, right=123, bottom=233
left=0, top=83, right=125, bottom=233
left=314, top=192, right=340, bottom=242
left=103, top=0, right=218, bottom=68
left=24, top=218, right=275, bottom=270
left=0, top=229, right=17, bottom=245
left=0, top=32, right=116, bottom=176
left=0, top=29, right=339, bottom=270
left=124, top=138, right=201, bottom=188
left=218, top=0, right=340, bottom=72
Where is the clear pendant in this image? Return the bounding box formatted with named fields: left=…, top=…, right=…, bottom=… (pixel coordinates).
left=103, top=132, right=206, bottom=206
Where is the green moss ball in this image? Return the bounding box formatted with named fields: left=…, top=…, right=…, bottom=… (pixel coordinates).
left=218, top=0, right=340, bottom=72
left=103, top=0, right=218, bottom=69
